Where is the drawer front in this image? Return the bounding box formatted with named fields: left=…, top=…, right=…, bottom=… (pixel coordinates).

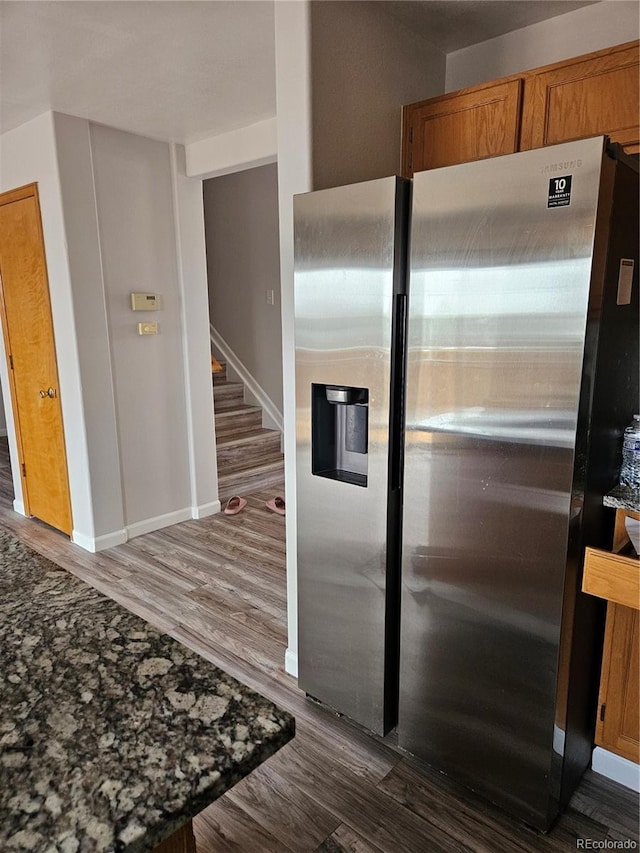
left=583, top=547, right=639, bottom=609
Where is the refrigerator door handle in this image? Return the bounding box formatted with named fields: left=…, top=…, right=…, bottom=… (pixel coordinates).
left=389, top=292, right=408, bottom=492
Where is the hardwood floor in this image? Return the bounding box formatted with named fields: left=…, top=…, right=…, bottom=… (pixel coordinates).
left=0, top=438, right=636, bottom=852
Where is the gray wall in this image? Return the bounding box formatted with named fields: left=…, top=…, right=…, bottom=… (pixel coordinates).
left=54, top=113, right=125, bottom=539
left=203, top=163, right=283, bottom=413
left=90, top=123, right=191, bottom=528
left=310, top=1, right=446, bottom=190
left=445, top=1, right=639, bottom=92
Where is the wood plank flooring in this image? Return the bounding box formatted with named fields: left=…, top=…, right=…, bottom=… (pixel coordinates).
left=0, top=438, right=637, bottom=852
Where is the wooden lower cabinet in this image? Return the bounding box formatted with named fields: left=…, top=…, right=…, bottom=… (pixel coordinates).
left=596, top=603, right=640, bottom=763
left=583, top=507, right=640, bottom=765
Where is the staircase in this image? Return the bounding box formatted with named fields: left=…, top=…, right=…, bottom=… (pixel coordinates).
left=213, top=361, right=284, bottom=503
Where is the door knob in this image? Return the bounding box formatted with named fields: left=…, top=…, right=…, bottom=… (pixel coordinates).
left=39, top=388, right=56, bottom=399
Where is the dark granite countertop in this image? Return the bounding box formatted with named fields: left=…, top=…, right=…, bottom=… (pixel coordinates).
left=603, top=484, right=640, bottom=513
left=0, top=532, right=295, bottom=852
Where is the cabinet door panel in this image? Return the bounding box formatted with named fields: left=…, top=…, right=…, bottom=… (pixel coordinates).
left=521, top=41, right=640, bottom=152
left=596, top=604, right=639, bottom=763
left=402, top=80, right=522, bottom=176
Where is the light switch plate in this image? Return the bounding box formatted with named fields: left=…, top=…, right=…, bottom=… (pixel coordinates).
left=131, top=292, right=159, bottom=311
left=137, top=322, right=158, bottom=335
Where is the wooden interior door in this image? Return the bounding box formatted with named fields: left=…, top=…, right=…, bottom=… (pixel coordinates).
left=0, top=184, right=72, bottom=535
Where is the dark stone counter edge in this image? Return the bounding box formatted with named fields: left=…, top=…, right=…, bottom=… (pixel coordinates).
left=132, top=719, right=295, bottom=853
left=604, top=485, right=640, bottom=513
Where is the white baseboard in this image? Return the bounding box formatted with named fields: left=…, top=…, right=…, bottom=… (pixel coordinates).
left=126, top=507, right=192, bottom=540
left=72, top=503, right=219, bottom=552
left=192, top=499, right=221, bottom=519
left=210, top=325, right=283, bottom=432
left=72, top=528, right=128, bottom=553
left=285, top=647, right=298, bottom=678
left=592, top=747, right=640, bottom=792
left=12, top=499, right=26, bottom=517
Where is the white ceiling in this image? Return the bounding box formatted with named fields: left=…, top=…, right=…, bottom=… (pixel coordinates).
left=0, top=1, right=277, bottom=143
left=0, top=1, right=601, bottom=145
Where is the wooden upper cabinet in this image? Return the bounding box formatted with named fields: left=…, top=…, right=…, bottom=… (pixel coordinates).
left=401, top=79, right=522, bottom=177
left=520, top=40, right=640, bottom=153
left=402, top=40, right=640, bottom=176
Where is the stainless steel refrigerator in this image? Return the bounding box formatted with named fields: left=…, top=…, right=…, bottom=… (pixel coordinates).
left=399, top=136, right=638, bottom=829
left=294, top=137, right=638, bottom=828
left=294, top=176, right=410, bottom=736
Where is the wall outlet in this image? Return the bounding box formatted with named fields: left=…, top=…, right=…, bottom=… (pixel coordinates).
left=137, top=322, right=159, bottom=335
left=266, top=289, right=275, bottom=306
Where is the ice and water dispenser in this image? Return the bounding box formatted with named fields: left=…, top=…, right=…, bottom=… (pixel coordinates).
left=311, top=384, right=369, bottom=487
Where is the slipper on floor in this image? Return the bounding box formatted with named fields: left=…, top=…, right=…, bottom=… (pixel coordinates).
left=224, top=496, right=247, bottom=515
left=265, top=496, right=286, bottom=516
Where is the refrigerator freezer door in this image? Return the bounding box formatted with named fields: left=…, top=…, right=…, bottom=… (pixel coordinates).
left=400, top=138, right=606, bottom=827
left=295, top=177, right=407, bottom=735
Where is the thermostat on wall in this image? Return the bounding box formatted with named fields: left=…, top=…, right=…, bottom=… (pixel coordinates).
left=131, top=292, right=159, bottom=311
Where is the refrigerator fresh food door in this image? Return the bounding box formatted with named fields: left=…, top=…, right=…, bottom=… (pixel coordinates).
left=400, top=138, right=606, bottom=827
left=295, top=177, right=409, bottom=735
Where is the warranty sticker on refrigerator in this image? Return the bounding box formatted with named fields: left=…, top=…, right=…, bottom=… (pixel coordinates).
left=547, top=175, right=573, bottom=208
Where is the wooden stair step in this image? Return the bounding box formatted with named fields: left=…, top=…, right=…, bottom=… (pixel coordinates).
left=218, top=456, right=285, bottom=502
left=215, top=407, right=263, bottom=437
left=216, top=426, right=279, bottom=447
left=217, top=450, right=284, bottom=477
left=216, top=429, right=282, bottom=468
left=213, top=382, right=244, bottom=403
left=213, top=384, right=244, bottom=412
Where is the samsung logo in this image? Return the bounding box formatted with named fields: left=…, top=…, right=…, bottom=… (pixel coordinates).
left=541, top=159, right=583, bottom=174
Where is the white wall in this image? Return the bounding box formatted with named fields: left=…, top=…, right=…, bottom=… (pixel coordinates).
left=0, top=113, right=98, bottom=540
left=170, top=143, right=220, bottom=521
left=311, top=0, right=446, bottom=189
left=89, top=123, right=192, bottom=534
left=0, top=113, right=217, bottom=548
left=185, top=118, right=277, bottom=180
left=275, top=0, right=314, bottom=677
left=52, top=113, right=126, bottom=547
left=446, top=1, right=640, bottom=92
